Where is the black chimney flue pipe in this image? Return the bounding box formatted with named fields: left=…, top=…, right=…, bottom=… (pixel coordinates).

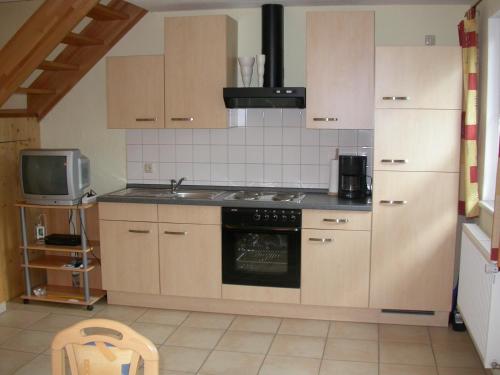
left=262, top=4, right=284, bottom=88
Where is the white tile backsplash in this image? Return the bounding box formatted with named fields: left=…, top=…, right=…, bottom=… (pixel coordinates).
left=126, top=109, right=373, bottom=188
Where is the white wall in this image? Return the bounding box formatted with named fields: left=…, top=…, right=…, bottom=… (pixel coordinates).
left=0, top=2, right=468, bottom=193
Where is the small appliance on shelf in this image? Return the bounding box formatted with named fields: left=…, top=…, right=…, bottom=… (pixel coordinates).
left=338, top=155, right=371, bottom=199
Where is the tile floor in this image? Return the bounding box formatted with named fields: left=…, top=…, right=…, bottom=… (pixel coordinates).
left=0, top=299, right=493, bottom=375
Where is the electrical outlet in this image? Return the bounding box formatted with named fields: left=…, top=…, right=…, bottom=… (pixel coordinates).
left=425, top=35, right=436, bottom=46
left=144, top=162, right=153, bottom=174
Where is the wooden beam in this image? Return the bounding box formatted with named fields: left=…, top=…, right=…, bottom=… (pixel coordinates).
left=15, top=87, right=56, bottom=95
left=39, top=61, right=79, bottom=72
left=0, top=109, right=38, bottom=118
left=62, top=32, right=103, bottom=46
left=0, top=0, right=100, bottom=108
left=88, top=4, right=129, bottom=21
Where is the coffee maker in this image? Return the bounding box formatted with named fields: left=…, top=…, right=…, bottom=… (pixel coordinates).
left=338, top=155, right=370, bottom=199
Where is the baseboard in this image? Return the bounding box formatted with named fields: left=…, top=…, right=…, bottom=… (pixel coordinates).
left=0, top=302, right=6, bottom=314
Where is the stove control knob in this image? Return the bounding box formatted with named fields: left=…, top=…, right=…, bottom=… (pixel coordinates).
left=290, top=215, right=297, bottom=222
left=263, top=214, right=270, bottom=221
left=272, top=214, right=279, bottom=222
left=282, top=215, right=288, bottom=222
left=253, top=213, right=261, bottom=221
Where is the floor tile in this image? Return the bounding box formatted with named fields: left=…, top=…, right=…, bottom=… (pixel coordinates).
left=1, top=330, right=55, bottom=354
left=0, top=349, right=37, bottom=375
left=0, top=310, right=49, bottom=328
left=181, top=312, right=234, bottom=329
left=380, top=324, right=430, bottom=344
left=93, top=304, right=147, bottom=324
left=380, top=342, right=435, bottom=366
left=12, top=354, right=53, bottom=375
left=269, top=334, right=325, bottom=359
left=380, top=364, right=438, bottom=375
left=324, top=338, right=378, bottom=363
left=165, top=326, right=225, bottom=349
left=279, top=318, right=330, bottom=337
left=216, top=330, right=274, bottom=354
left=429, top=326, right=472, bottom=345
left=438, top=368, right=486, bottom=375
left=130, top=322, right=176, bottom=345
left=25, top=313, right=84, bottom=332
left=320, top=359, right=378, bottom=374
left=159, top=345, right=210, bottom=373
left=7, top=299, right=102, bottom=317
left=199, top=350, right=264, bottom=375
left=433, top=342, right=483, bottom=369
left=137, top=309, right=189, bottom=326
left=329, top=322, right=378, bottom=341
left=0, top=326, right=23, bottom=345
left=259, top=355, right=321, bottom=375
left=229, top=315, right=282, bottom=334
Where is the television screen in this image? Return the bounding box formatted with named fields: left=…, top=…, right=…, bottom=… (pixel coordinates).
left=22, top=155, right=68, bottom=195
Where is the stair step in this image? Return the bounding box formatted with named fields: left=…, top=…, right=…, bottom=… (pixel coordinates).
left=88, top=4, right=129, bottom=21
left=39, top=60, right=79, bottom=71
left=15, top=87, right=55, bottom=95
left=0, top=109, right=37, bottom=118
left=62, top=32, right=103, bottom=46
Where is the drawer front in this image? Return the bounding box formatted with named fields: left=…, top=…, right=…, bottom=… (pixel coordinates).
left=158, top=205, right=220, bottom=224
left=301, top=229, right=370, bottom=308
left=99, top=202, right=158, bottom=222
left=302, top=210, right=371, bottom=230
left=374, top=109, right=460, bottom=172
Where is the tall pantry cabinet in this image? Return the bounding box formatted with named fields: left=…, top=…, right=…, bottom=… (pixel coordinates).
left=370, top=47, right=462, bottom=312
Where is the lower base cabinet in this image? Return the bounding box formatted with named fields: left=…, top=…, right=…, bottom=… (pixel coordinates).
left=301, top=229, right=370, bottom=308
left=159, top=223, right=221, bottom=299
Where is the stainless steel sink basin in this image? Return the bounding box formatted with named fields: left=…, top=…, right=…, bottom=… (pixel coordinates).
left=110, top=188, right=225, bottom=200
left=173, top=190, right=225, bottom=200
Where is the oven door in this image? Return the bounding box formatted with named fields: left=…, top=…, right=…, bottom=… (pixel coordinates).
left=222, top=224, right=300, bottom=288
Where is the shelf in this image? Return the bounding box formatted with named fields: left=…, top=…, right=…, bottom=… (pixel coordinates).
left=22, top=285, right=106, bottom=306
left=16, top=201, right=95, bottom=209
left=22, top=255, right=96, bottom=272
left=20, top=242, right=96, bottom=254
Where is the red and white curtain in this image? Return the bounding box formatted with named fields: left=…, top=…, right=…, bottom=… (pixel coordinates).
left=492, top=139, right=500, bottom=265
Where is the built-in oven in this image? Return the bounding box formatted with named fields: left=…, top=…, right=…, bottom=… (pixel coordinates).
left=222, top=207, right=301, bottom=288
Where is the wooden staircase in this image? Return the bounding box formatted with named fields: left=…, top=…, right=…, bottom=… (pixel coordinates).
left=0, top=0, right=146, bottom=119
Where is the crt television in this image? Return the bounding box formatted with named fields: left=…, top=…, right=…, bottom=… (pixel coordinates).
left=20, top=149, right=90, bottom=205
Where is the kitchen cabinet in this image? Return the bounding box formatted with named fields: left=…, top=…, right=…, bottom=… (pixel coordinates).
left=164, top=15, right=237, bottom=129
left=106, top=55, right=164, bottom=129
left=375, top=47, right=462, bottom=110
left=370, top=171, right=458, bottom=311
left=302, top=210, right=372, bottom=231
left=306, top=11, right=374, bottom=130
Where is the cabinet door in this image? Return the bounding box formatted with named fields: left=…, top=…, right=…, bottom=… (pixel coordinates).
left=370, top=171, right=458, bottom=311
left=159, top=223, right=221, bottom=298
left=106, top=55, right=164, bottom=129
left=99, top=220, right=160, bottom=294
left=301, top=229, right=370, bottom=308
left=374, top=109, right=461, bottom=172
left=375, top=47, right=461, bottom=110
left=165, top=16, right=237, bottom=129
left=306, top=11, right=374, bottom=129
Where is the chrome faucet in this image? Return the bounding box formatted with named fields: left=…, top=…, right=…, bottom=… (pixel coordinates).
left=170, top=177, right=186, bottom=193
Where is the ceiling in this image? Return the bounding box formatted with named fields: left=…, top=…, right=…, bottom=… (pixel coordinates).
left=128, top=0, right=472, bottom=11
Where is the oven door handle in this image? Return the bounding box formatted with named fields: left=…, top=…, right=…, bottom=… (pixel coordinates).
left=223, top=224, right=300, bottom=232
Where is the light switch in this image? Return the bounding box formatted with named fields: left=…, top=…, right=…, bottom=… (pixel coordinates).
left=144, top=162, right=153, bottom=173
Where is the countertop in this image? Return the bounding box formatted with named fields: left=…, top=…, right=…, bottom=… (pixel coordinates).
left=98, top=184, right=372, bottom=211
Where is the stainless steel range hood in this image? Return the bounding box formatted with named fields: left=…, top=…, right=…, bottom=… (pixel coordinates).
left=223, top=4, right=306, bottom=109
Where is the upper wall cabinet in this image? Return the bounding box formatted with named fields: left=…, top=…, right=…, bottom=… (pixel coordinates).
left=306, top=11, right=374, bottom=130
left=107, top=55, right=165, bottom=129
left=165, top=15, right=237, bottom=129
left=375, top=47, right=462, bottom=109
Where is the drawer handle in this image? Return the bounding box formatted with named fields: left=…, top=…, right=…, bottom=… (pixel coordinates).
left=135, top=117, right=156, bottom=122
left=164, top=231, right=187, bottom=235
left=381, top=159, right=408, bottom=164
left=382, top=96, right=410, bottom=101
left=323, top=218, right=349, bottom=223
left=171, top=117, right=194, bottom=122
left=313, top=117, right=338, bottom=122
left=309, top=238, right=333, bottom=243
left=380, top=200, right=407, bottom=205
left=128, top=229, right=150, bottom=234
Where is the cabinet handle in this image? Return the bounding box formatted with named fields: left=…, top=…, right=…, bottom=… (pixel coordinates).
left=135, top=117, right=156, bottom=122
left=164, top=231, right=187, bottom=235
left=313, top=117, right=338, bottom=122
left=128, top=229, right=150, bottom=234
left=381, top=159, right=408, bottom=164
left=323, top=218, right=349, bottom=224
left=380, top=200, right=407, bottom=205
left=171, top=117, right=194, bottom=122
left=382, top=96, right=410, bottom=101
left=308, top=238, right=333, bottom=243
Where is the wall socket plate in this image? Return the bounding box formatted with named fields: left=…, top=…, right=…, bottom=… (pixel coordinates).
left=425, top=35, right=436, bottom=46
left=144, top=162, right=153, bottom=173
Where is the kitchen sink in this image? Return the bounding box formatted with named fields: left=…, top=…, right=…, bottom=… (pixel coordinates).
left=110, top=188, right=225, bottom=200
left=173, top=190, right=225, bottom=200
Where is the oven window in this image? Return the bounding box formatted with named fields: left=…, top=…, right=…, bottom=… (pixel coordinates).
left=234, top=232, right=289, bottom=275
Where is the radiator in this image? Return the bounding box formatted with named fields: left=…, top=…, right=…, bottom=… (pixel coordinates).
left=458, top=224, right=500, bottom=369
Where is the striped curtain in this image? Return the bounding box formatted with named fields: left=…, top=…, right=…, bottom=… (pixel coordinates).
left=492, top=138, right=500, bottom=264
left=458, top=7, right=480, bottom=218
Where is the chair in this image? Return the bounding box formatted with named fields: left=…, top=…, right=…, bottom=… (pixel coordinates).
left=51, top=319, right=159, bottom=375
